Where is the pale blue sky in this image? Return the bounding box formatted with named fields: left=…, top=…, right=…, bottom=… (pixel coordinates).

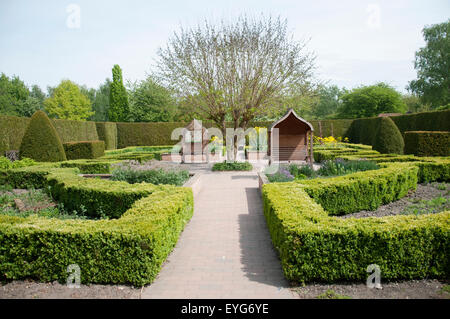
left=0, top=0, right=449, bottom=92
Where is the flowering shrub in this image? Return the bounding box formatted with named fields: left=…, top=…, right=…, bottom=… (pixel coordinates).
left=111, top=160, right=190, bottom=186
left=317, top=159, right=379, bottom=176
left=314, top=136, right=349, bottom=146
left=266, top=166, right=294, bottom=182
left=266, top=159, right=379, bottom=183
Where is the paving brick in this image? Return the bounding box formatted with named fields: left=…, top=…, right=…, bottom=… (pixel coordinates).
left=141, top=171, right=296, bottom=299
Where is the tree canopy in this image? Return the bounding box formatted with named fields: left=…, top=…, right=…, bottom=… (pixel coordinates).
left=44, top=80, right=93, bottom=120
left=109, top=65, right=129, bottom=122
left=128, top=76, right=176, bottom=122
left=408, top=20, right=450, bottom=108
left=337, top=83, right=407, bottom=118
left=156, top=15, right=316, bottom=132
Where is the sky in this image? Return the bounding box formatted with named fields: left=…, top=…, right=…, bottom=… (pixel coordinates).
left=0, top=0, right=449, bottom=93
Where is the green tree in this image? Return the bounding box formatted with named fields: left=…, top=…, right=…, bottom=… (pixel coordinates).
left=337, top=83, right=407, bottom=118
left=408, top=20, right=450, bottom=108
left=128, top=76, right=176, bottom=122
left=0, top=73, right=30, bottom=116
left=402, top=93, right=427, bottom=113
left=44, top=80, right=93, bottom=120
left=109, top=65, right=129, bottom=121
left=157, top=16, right=316, bottom=158
left=311, top=85, right=345, bottom=119
left=89, top=78, right=111, bottom=122
left=16, top=85, right=47, bottom=117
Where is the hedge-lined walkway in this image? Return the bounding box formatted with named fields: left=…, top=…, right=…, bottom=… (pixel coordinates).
left=142, top=171, right=296, bottom=299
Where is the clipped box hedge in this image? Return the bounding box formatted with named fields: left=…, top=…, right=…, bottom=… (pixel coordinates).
left=0, top=165, right=193, bottom=286
left=262, top=162, right=449, bottom=283
left=59, top=159, right=114, bottom=174
left=313, top=148, right=380, bottom=162
left=63, top=140, right=105, bottom=160
left=298, top=163, right=418, bottom=215
left=404, top=131, right=450, bottom=157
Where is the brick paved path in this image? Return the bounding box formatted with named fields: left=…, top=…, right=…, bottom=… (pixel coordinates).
left=141, top=171, right=296, bottom=299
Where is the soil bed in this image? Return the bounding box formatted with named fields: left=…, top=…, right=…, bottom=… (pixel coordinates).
left=340, top=182, right=449, bottom=219
left=291, top=279, right=449, bottom=299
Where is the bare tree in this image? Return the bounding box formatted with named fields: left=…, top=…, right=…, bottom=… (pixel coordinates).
left=157, top=15, right=316, bottom=156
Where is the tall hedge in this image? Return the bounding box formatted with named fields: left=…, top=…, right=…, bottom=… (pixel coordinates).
left=116, top=122, right=184, bottom=148
left=0, top=115, right=30, bottom=155
left=309, top=119, right=354, bottom=138
left=95, top=122, right=117, bottom=150
left=404, top=131, right=450, bottom=156
left=52, top=118, right=99, bottom=143
left=372, top=117, right=404, bottom=154
left=346, top=109, right=450, bottom=145
left=19, top=111, right=67, bottom=162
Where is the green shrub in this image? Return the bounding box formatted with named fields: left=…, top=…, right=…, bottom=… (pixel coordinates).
left=0, top=183, right=193, bottom=286
left=288, top=163, right=315, bottom=178
left=95, top=122, right=117, bottom=150
left=316, top=159, right=379, bottom=178
left=212, top=161, right=253, bottom=171
left=19, top=111, right=67, bottom=162
left=105, top=145, right=174, bottom=155
left=262, top=162, right=449, bottom=283
left=111, top=163, right=190, bottom=186
left=372, top=117, right=404, bottom=154
left=103, top=152, right=160, bottom=163
left=63, top=140, right=105, bottom=160
left=0, top=157, right=37, bottom=170
left=404, top=131, right=450, bottom=157
left=299, top=163, right=417, bottom=215
left=314, top=148, right=379, bottom=162
left=266, top=166, right=295, bottom=183
left=0, top=164, right=60, bottom=189
left=46, top=170, right=156, bottom=219
left=60, top=159, right=113, bottom=174
left=416, top=160, right=450, bottom=183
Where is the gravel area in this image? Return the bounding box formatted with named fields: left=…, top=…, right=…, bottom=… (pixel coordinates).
left=292, top=279, right=450, bottom=299
left=340, top=183, right=449, bottom=219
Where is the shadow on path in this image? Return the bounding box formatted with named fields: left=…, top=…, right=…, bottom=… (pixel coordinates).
left=238, top=187, right=290, bottom=288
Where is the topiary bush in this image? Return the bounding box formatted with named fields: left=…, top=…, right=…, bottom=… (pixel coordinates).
left=372, top=117, right=404, bottom=154
left=19, top=111, right=67, bottom=162
left=212, top=161, right=253, bottom=171
left=63, top=140, right=105, bottom=160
